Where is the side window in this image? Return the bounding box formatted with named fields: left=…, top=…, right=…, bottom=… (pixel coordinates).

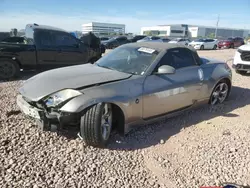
left=170, top=48, right=197, bottom=69
left=35, top=30, right=53, bottom=46
left=53, top=32, right=78, bottom=47
left=157, top=53, right=175, bottom=68
left=151, top=36, right=160, bottom=40
left=158, top=48, right=197, bottom=70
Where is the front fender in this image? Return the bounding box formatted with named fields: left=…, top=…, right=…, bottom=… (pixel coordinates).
left=59, top=94, right=130, bottom=123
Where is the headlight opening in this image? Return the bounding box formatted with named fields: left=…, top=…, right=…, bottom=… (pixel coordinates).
left=44, top=89, right=82, bottom=108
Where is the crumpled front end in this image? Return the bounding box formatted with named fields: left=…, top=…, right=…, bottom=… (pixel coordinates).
left=16, top=89, right=83, bottom=132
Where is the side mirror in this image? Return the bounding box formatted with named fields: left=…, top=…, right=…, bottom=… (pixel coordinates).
left=155, top=65, right=175, bottom=74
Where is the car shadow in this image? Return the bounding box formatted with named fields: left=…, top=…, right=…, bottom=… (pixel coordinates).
left=107, top=85, right=250, bottom=150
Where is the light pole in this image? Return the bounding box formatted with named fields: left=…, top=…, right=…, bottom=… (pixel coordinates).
left=215, top=14, right=220, bottom=38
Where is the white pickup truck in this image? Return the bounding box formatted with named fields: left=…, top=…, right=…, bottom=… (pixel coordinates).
left=233, top=44, right=250, bottom=75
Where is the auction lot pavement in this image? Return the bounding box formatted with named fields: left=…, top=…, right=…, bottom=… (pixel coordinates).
left=1, top=48, right=250, bottom=188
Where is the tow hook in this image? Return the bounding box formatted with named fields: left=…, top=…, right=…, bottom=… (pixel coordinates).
left=77, top=132, right=83, bottom=140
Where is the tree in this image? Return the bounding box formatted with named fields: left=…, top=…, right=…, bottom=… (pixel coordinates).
left=206, top=33, right=215, bottom=39
left=143, top=31, right=153, bottom=36
left=10, top=28, right=18, bottom=37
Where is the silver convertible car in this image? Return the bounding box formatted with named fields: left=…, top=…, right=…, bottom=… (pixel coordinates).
left=16, top=43, right=232, bottom=147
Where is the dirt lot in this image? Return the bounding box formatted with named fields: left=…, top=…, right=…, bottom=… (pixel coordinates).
left=1, top=48, right=250, bottom=188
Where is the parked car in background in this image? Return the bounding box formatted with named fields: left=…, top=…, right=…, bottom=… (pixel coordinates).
left=16, top=42, right=232, bottom=147
left=168, top=38, right=190, bottom=45
left=0, top=23, right=104, bottom=79
left=145, top=37, right=171, bottom=43
left=137, top=36, right=162, bottom=42
left=218, top=37, right=245, bottom=49
left=101, top=36, right=130, bottom=49
left=1, top=36, right=27, bottom=44
left=99, top=37, right=110, bottom=41
left=188, top=38, right=218, bottom=50
left=0, top=32, right=10, bottom=41
left=233, top=44, right=250, bottom=75
left=161, top=37, right=171, bottom=42
left=129, top=35, right=146, bottom=42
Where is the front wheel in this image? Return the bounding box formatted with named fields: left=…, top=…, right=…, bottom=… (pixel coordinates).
left=80, top=103, right=112, bottom=147
left=213, top=45, right=217, bottom=50
left=209, top=80, right=230, bottom=105
left=200, top=45, right=204, bottom=50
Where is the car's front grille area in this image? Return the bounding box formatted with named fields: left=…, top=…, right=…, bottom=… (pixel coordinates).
left=241, top=51, right=250, bottom=61
left=235, top=64, right=250, bottom=70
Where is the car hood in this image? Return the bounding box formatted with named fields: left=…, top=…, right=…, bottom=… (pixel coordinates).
left=101, top=40, right=109, bottom=44
left=238, top=44, right=250, bottom=51
left=189, top=41, right=204, bottom=45
left=137, top=39, right=149, bottom=42
left=168, top=41, right=178, bottom=43
left=200, top=57, right=225, bottom=64
left=19, top=63, right=132, bottom=102
left=219, top=40, right=231, bottom=43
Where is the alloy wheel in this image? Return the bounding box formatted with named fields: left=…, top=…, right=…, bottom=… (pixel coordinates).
left=211, top=82, right=229, bottom=105
left=101, top=103, right=112, bottom=141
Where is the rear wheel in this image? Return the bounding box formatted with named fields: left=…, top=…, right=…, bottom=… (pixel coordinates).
left=230, top=44, right=234, bottom=49
left=80, top=103, right=112, bottom=148
left=200, top=45, right=204, bottom=50
left=209, top=80, right=230, bottom=105
left=0, top=60, right=20, bottom=79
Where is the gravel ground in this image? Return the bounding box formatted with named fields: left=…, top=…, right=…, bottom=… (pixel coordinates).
left=1, top=48, right=250, bottom=188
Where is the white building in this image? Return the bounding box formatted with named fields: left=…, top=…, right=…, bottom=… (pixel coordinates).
left=82, top=22, right=125, bottom=36
left=141, top=24, right=250, bottom=39
left=141, top=24, right=187, bottom=38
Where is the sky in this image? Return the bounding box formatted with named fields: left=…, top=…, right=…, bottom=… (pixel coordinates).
left=0, top=0, right=250, bottom=33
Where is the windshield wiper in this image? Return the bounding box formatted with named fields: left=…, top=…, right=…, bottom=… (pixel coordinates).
left=96, top=64, right=115, bottom=70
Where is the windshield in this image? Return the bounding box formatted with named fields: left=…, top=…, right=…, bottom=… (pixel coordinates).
left=194, top=39, right=205, bottom=42
left=95, top=46, right=159, bottom=75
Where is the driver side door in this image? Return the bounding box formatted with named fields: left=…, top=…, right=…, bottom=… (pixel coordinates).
left=142, top=48, right=203, bottom=119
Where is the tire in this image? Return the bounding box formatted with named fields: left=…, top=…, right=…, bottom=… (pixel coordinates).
left=213, top=45, right=217, bottom=50
left=236, top=70, right=248, bottom=75
left=230, top=44, right=234, bottom=49
left=200, top=45, right=204, bottom=50
left=209, top=79, right=230, bottom=105
left=80, top=103, right=112, bottom=147
left=0, top=59, right=20, bottom=79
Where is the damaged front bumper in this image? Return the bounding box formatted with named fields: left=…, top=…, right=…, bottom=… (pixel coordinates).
left=16, top=95, right=80, bottom=132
